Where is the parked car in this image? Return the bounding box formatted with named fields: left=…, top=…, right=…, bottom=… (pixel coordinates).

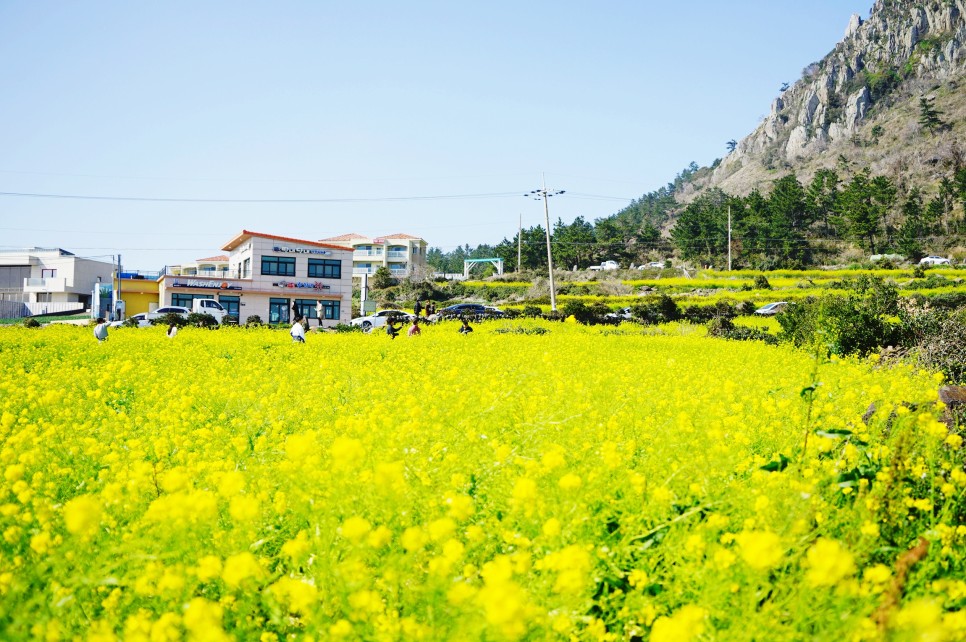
left=754, top=302, right=788, bottom=316
left=638, top=261, right=666, bottom=269
left=919, top=255, right=951, bottom=266
left=108, top=312, right=151, bottom=328
left=605, top=307, right=633, bottom=321
left=439, top=303, right=487, bottom=319
left=350, top=309, right=414, bottom=332
left=145, top=306, right=190, bottom=321
left=482, top=306, right=506, bottom=318
left=588, top=260, right=619, bottom=271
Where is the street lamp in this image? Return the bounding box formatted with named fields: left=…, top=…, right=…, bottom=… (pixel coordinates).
left=525, top=178, right=565, bottom=312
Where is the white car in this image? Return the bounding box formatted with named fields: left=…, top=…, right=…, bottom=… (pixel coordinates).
left=754, top=302, right=788, bottom=316
left=350, top=309, right=415, bottom=332
left=109, top=312, right=152, bottom=328
left=605, top=307, right=632, bottom=321
left=919, top=255, right=951, bottom=266
left=146, top=306, right=191, bottom=321
left=640, top=261, right=666, bottom=269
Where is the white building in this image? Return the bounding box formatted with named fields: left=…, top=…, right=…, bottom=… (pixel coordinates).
left=157, top=230, right=354, bottom=327
left=319, top=232, right=428, bottom=280
left=0, top=248, right=114, bottom=317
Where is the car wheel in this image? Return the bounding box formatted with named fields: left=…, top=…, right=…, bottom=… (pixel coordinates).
left=362, top=321, right=372, bottom=332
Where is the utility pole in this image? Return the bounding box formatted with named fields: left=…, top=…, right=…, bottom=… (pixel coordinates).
left=517, top=213, right=522, bottom=273
left=526, top=176, right=565, bottom=312
left=727, top=205, right=732, bottom=272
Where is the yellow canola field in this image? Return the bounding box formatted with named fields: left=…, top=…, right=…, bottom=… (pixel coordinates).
left=1, top=322, right=964, bottom=641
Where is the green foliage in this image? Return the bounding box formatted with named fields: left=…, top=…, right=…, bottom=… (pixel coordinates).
left=186, top=312, right=219, bottom=329
left=244, top=315, right=264, bottom=327
left=777, top=277, right=901, bottom=356
left=918, top=96, right=947, bottom=134
left=330, top=323, right=364, bottom=333
left=22, top=317, right=40, bottom=328
left=521, top=305, right=543, bottom=318
left=707, top=316, right=778, bottom=345
left=370, top=266, right=396, bottom=290
left=154, top=312, right=189, bottom=329
left=630, top=294, right=681, bottom=325
left=561, top=301, right=596, bottom=325
left=754, top=275, right=772, bottom=290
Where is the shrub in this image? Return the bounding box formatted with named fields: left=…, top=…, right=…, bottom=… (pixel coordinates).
left=915, top=312, right=966, bottom=384
left=754, top=275, right=772, bottom=290
left=223, top=314, right=239, bottom=326
left=562, top=301, right=596, bottom=325
left=521, top=305, right=543, bottom=318
left=154, top=312, right=189, bottom=329
left=186, top=312, right=219, bottom=329
left=22, top=317, right=40, bottom=328
left=245, top=315, right=264, bottom=327
left=707, top=316, right=779, bottom=345
left=331, top=323, right=363, bottom=333
left=370, top=266, right=396, bottom=290
left=631, top=294, right=681, bottom=325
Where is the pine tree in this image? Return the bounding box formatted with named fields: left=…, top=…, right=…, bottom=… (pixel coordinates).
left=918, top=96, right=946, bottom=135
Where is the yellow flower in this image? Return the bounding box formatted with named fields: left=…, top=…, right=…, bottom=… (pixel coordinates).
left=734, top=530, right=784, bottom=571
left=803, top=538, right=855, bottom=587
left=221, top=552, right=263, bottom=588
left=63, top=494, right=102, bottom=539
left=650, top=605, right=707, bottom=642
left=339, top=516, right=372, bottom=544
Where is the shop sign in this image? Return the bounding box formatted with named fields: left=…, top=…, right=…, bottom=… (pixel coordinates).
left=173, top=279, right=242, bottom=290
left=273, top=281, right=331, bottom=290
left=273, top=245, right=332, bottom=255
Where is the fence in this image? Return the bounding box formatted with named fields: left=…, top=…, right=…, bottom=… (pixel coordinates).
left=0, top=301, right=85, bottom=319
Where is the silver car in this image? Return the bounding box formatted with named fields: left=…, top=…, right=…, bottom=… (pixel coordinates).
left=350, top=309, right=415, bottom=332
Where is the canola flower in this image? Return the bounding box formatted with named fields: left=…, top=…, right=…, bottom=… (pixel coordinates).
left=0, top=320, right=963, bottom=640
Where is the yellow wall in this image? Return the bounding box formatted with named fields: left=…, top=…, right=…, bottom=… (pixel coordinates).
left=115, top=278, right=160, bottom=315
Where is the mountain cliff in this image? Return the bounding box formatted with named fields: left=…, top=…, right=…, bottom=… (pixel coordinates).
left=684, top=0, right=966, bottom=200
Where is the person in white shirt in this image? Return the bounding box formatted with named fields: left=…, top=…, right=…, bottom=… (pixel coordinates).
left=93, top=318, right=109, bottom=342
left=291, top=318, right=306, bottom=343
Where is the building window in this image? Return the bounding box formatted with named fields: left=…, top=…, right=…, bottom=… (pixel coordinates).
left=218, top=295, right=240, bottom=319
left=294, top=299, right=317, bottom=320
left=41, top=268, right=57, bottom=278
left=269, top=298, right=290, bottom=324
left=308, top=259, right=341, bottom=279
left=241, top=258, right=251, bottom=278
left=171, top=293, right=204, bottom=308
left=317, top=300, right=340, bottom=320
left=261, top=256, right=295, bottom=277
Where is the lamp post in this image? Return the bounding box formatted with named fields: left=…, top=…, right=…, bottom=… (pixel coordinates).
left=525, top=178, right=565, bottom=312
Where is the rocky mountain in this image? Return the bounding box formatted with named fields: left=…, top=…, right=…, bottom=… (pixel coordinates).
left=683, top=0, right=966, bottom=200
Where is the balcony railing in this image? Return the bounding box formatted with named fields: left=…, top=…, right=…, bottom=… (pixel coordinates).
left=353, top=250, right=384, bottom=257
left=163, top=266, right=247, bottom=279
left=353, top=268, right=376, bottom=275
left=24, top=277, right=67, bottom=292
left=386, top=251, right=408, bottom=259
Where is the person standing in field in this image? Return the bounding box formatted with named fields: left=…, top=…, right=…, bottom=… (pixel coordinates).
left=413, top=299, right=422, bottom=318
left=316, top=300, right=324, bottom=328
left=167, top=323, right=178, bottom=338
left=408, top=317, right=421, bottom=337
left=93, top=318, right=108, bottom=342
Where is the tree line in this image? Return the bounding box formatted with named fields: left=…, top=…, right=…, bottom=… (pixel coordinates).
left=426, top=163, right=966, bottom=274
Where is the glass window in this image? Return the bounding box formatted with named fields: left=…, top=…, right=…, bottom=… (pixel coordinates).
left=218, top=295, right=240, bottom=319
left=242, top=258, right=251, bottom=278
left=269, top=298, right=290, bottom=324
left=294, top=299, right=316, bottom=320
left=172, top=293, right=201, bottom=308
left=308, top=259, right=342, bottom=279
left=261, top=256, right=295, bottom=276
left=317, top=300, right=340, bottom=320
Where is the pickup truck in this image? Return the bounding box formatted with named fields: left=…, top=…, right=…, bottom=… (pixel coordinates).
left=191, top=298, right=228, bottom=324
left=588, top=260, right=619, bottom=271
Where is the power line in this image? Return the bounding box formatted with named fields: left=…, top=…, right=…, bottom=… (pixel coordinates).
left=0, top=190, right=522, bottom=204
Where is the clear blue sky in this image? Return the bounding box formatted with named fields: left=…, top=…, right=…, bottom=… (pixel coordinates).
left=0, top=1, right=871, bottom=271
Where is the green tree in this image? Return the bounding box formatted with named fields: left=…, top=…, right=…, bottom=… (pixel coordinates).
left=370, top=266, right=396, bottom=289
left=726, top=139, right=737, bottom=153
left=835, top=170, right=895, bottom=254
left=918, top=96, right=946, bottom=134
left=551, top=216, right=596, bottom=270
left=896, top=187, right=926, bottom=260
left=806, top=168, right=841, bottom=236
left=671, top=189, right=728, bottom=266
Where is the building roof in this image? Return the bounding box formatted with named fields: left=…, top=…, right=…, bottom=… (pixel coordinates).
left=319, top=232, right=426, bottom=243
left=195, top=255, right=229, bottom=263
left=222, top=230, right=351, bottom=253
left=319, top=232, right=366, bottom=241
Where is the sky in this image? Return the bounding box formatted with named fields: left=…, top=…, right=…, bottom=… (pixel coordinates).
left=0, top=1, right=873, bottom=271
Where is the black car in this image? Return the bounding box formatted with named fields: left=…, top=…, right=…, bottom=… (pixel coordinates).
left=439, top=303, right=487, bottom=319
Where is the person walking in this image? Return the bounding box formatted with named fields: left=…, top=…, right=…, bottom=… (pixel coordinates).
left=316, top=300, right=324, bottom=328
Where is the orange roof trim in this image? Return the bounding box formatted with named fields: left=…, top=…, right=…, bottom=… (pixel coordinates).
left=196, top=254, right=229, bottom=262
left=222, top=230, right=352, bottom=253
